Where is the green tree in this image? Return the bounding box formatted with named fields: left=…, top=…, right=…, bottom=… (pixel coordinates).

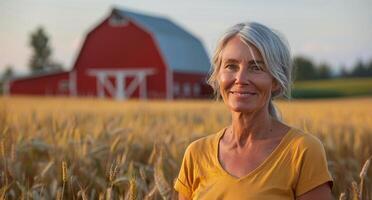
left=293, top=56, right=317, bottom=81
left=0, top=65, right=14, bottom=95
left=367, top=60, right=372, bottom=76
left=29, top=27, right=51, bottom=73
left=317, top=63, right=332, bottom=79
left=339, top=66, right=349, bottom=78
left=29, top=26, right=63, bottom=73
left=1, top=66, right=14, bottom=81
left=351, top=60, right=367, bottom=77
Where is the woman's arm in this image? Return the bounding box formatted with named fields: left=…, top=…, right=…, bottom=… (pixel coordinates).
left=178, top=193, right=190, bottom=200
left=296, top=183, right=333, bottom=200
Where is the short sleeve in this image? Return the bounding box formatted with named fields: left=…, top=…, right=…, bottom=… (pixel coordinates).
left=174, top=144, right=195, bottom=199
left=295, top=136, right=333, bottom=196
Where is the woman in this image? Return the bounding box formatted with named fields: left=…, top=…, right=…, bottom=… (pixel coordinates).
left=174, top=22, right=333, bottom=200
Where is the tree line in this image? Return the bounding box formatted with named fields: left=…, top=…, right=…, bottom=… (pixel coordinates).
left=293, top=57, right=372, bottom=81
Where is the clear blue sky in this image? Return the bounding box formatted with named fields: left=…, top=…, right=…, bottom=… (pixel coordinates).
left=1, top=0, right=371, bottom=75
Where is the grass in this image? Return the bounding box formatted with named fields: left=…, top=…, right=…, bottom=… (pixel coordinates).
left=293, top=77, right=372, bottom=97
left=0, top=96, right=371, bottom=199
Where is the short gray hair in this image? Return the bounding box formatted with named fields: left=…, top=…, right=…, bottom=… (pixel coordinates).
left=207, top=22, right=293, bottom=120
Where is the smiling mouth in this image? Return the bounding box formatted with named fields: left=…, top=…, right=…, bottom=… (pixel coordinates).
left=230, top=91, right=257, bottom=97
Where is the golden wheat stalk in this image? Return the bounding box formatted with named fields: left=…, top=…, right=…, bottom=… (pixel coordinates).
left=61, top=161, right=68, bottom=200
left=139, top=166, right=149, bottom=192
left=62, top=161, right=68, bottom=183
left=77, top=189, right=88, bottom=200
left=109, top=162, right=118, bottom=187
left=148, top=144, right=158, bottom=165
left=0, top=140, right=8, bottom=186
left=359, top=156, right=371, bottom=200
left=139, top=167, right=147, bottom=181
left=338, top=192, right=346, bottom=200
left=105, top=188, right=112, bottom=200
left=144, top=185, right=157, bottom=200
left=110, top=135, right=122, bottom=153
left=56, top=189, right=62, bottom=200
left=126, top=177, right=137, bottom=200
left=0, top=140, right=5, bottom=158
left=99, top=193, right=104, bottom=200
left=0, top=184, right=11, bottom=200
left=41, top=160, right=54, bottom=178
left=351, top=181, right=359, bottom=200
left=154, top=149, right=171, bottom=200
left=360, top=157, right=371, bottom=178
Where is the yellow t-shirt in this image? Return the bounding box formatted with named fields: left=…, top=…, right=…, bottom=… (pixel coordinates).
left=174, top=127, right=333, bottom=200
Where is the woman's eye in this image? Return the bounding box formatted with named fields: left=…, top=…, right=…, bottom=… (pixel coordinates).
left=253, top=65, right=260, bottom=70
left=250, top=65, right=263, bottom=71
left=225, top=64, right=238, bottom=70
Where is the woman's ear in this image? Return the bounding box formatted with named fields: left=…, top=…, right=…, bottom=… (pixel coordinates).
left=272, top=79, right=281, bottom=95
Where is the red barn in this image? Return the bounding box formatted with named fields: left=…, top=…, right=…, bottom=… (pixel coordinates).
left=8, top=7, right=212, bottom=100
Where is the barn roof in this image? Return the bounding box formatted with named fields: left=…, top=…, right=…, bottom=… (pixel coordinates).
left=113, top=8, right=211, bottom=74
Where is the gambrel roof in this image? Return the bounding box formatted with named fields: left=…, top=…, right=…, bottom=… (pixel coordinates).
left=113, top=7, right=210, bottom=73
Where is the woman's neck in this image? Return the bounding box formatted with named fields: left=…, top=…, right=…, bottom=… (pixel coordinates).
left=227, top=109, right=276, bottom=148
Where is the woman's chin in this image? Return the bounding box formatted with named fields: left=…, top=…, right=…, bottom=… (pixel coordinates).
left=228, top=102, right=257, bottom=113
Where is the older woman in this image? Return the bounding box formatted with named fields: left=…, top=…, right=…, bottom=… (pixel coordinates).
left=174, top=22, right=333, bottom=200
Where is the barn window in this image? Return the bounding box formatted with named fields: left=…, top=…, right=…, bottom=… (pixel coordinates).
left=173, top=82, right=180, bottom=96
left=193, top=83, right=201, bottom=96
left=109, top=13, right=129, bottom=27
left=183, top=83, right=191, bottom=97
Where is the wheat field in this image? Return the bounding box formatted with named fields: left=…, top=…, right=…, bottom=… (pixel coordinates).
left=0, top=96, right=371, bottom=200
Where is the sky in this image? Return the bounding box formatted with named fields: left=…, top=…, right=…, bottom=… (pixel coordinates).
left=0, top=0, right=371, bottom=75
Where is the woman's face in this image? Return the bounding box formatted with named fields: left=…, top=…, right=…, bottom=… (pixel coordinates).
left=217, top=36, right=279, bottom=114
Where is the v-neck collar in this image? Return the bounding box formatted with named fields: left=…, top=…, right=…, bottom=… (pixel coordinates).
left=214, top=126, right=294, bottom=182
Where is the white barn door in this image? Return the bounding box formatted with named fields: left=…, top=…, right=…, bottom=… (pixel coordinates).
left=88, top=68, right=155, bottom=100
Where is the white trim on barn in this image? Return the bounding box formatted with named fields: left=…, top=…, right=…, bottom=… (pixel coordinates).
left=87, top=68, right=155, bottom=100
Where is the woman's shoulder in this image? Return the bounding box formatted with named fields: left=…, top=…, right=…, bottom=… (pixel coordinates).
left=288, top=127, right=326, bottom=151
left=184, top=128, right=225, bottom=156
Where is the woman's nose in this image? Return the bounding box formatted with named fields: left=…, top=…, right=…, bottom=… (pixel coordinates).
left=235, top=67, right=250, bottom=84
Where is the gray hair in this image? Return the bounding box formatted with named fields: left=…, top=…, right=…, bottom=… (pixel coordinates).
left=207, top=22, right=293, bottom=121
